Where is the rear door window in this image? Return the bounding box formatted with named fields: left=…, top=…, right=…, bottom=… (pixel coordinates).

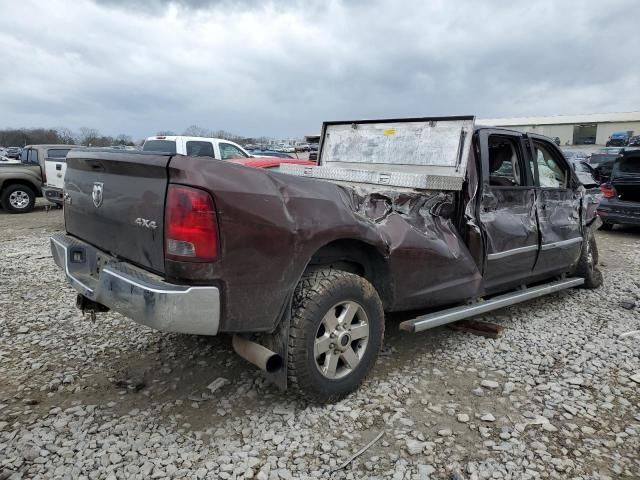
left=186, top=141, right=215, bottom=157
left=615, top=157, right=640, bottom=174
left=220, top=143, right=249, bottom=160
left=142, top=140, right=177, bottom=154
left=47, top=148, right=71, bottom=161
left=532, top=142, right=569, bottom=188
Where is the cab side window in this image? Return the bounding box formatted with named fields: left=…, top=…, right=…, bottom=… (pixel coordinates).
left=219, top=143, right=248, bottom=160
left=533, top=142, right=568, bottom=188
left=21, top=149, right=39, bottom=164
left=186, top=141, right=215, bottom=158
left=487, top=136, right=525, bottom=187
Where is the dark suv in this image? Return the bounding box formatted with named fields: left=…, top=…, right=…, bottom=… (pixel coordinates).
left=598, top=150, right=640, bottom=230
left=606, top=131, right=632, bottom=147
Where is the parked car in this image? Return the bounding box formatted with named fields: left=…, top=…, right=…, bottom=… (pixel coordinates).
left=597, top=150, right=640, bottom=230
left=308, top=143, right=320, bottom=161
left=606, top=131, right=632, bottom=147
left=0, top=144, right=81, bottom=212
left=589, top=147, right=640, bottom=183
left=563, top=149, right=590, bottom=162
left=142, top=135, right=252, bottom=159
left=567, top=159, right=599, bottom=189
left=628, top=135, right=640, bottom=147
left=5, top=147, right=22, bottom=159
left=51, top=117, right=601, bottom=402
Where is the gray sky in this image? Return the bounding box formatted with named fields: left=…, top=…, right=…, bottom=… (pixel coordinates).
left=0, top=0, right=638, bottom=139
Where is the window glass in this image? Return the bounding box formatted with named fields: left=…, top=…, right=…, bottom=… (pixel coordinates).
left=142, top=140, right=177, bottom=154
left=186, top=141, right=215, bottom=157
left=47, top=148, right=70, bottom=160
left=487, top=136, right=525, bottom=187
left=615, top=157, right=640, bottom=174
left=22, top=149, right=39, bottom=164
left=533, top=142, right=568, bottom=188
left=220, top=143, right=248, bottom=160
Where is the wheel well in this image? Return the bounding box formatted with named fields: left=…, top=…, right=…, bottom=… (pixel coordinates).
left=307, top=239, right=393, bottom=308
left=0, top=180, right=40, bottom=197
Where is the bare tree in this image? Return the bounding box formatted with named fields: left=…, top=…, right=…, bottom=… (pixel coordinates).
left=78, top=127, right=100, bottom=146
left=56, top=127, right=77, bottom=144
left=182, top=125, right=211, bottom=137
left=115, top=134, right=133, bottom=146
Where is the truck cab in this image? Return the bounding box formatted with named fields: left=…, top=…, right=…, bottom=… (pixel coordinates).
left=142, top=136, right=252, bottom=160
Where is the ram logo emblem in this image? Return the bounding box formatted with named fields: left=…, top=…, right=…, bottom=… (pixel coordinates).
left=92, top=182, right=104, bottom=208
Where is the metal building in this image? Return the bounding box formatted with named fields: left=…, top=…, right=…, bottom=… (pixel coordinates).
left=479, top=112, right=640, bottom=146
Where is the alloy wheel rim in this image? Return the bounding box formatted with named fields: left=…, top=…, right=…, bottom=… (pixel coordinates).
left=314, top=300, right=370, bottom=379
left=9, top=191, right=30, bottom=209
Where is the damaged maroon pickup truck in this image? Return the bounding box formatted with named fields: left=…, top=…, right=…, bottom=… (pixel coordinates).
left=51, top=116, right=602, bottom=402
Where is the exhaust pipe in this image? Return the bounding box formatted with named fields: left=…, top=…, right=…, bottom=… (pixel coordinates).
left=232, top=335, right=283, bottom=373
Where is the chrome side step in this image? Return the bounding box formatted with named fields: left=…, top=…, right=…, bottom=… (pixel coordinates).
left=399, top=277, right=584, bottom=333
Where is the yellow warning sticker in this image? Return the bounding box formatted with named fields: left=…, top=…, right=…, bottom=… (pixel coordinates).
left=383, top=128, right=396, bottom=136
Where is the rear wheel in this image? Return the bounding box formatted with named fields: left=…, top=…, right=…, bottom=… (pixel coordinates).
left=575, top=228, right=603, bottom=289
left=1, top=184, right=36, bottom=213
left=288, top=267, right=384, bottom=403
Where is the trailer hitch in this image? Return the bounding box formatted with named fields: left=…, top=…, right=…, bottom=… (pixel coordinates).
left=76, top=294, right=109, bottom=322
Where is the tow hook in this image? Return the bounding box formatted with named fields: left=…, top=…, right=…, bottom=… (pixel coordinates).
left=76, top=294, right=109, bottom=322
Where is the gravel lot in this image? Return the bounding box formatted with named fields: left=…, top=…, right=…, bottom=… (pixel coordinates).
left=1, top=201, right=639, bottom=480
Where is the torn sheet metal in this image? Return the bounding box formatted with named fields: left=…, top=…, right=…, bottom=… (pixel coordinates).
left=168, top=156, right=483, bottom=333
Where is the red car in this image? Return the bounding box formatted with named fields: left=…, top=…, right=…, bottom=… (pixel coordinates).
left=228, top=157, right=315, bottom=170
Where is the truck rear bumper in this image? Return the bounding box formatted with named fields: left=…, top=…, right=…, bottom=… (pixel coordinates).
left=42, top=186, right=64, bottom=206
left=50, top=233, right=220, bottom=335
left=597, top=201, right=640, bottom=226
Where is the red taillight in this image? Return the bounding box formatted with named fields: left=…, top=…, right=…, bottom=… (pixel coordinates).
left=165, top=184, right=219, bottom=262
left=599, top=184, right=616, bottom=199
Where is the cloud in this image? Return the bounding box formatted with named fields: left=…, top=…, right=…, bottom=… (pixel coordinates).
left=0, top=0, right=638, bottom=139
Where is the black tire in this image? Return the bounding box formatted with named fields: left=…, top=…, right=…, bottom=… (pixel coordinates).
left=0, top=184, right=36, bottom=213
left=599, top=222, right=613, bottom=231
left=574, top=228, right=603, bottom=289
left=288, top=267, right=384, bottom=403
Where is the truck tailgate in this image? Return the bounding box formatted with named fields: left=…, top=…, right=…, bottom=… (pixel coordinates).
left=64, top=150, right=170, bottom=274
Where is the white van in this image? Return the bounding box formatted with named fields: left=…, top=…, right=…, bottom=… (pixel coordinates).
left=142, top=136, right=252, bottom=160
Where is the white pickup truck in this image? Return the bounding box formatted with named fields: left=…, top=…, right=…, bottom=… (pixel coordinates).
left=142, top=135, right=252, bottom=160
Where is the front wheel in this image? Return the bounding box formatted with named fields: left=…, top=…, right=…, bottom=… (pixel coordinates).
left=288, top=267, right=384, bottom=402
left=1, top=184, right=36, bottom=213
left=575, top=228, right=603, bottom=289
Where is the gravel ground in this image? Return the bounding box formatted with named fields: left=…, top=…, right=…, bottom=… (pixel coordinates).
left=1, top=203, right=639, bottom=480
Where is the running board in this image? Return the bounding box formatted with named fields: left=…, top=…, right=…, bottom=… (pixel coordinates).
left=399, top=277, right=584, bottom=333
